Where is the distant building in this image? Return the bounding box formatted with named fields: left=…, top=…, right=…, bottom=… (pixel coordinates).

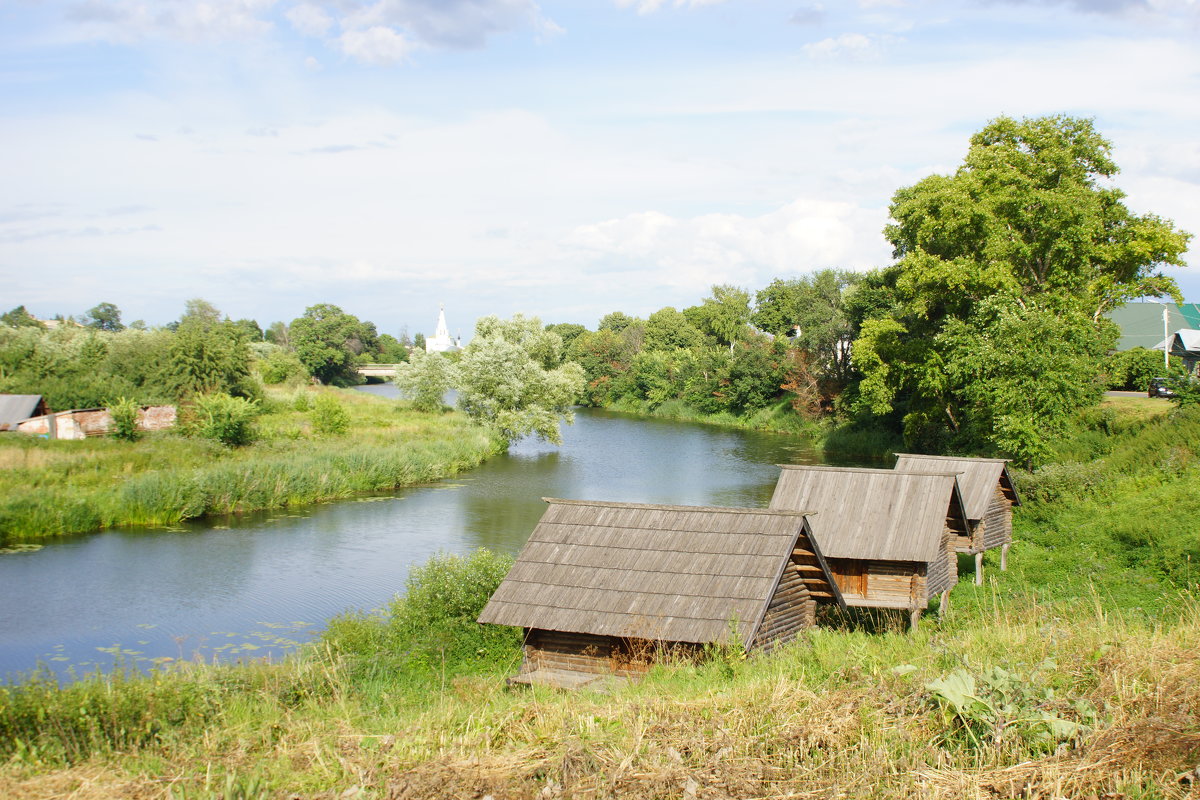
left=425, top=304, right=461, bottom=353
left=1107, top=302, right=1200, bottom=351
left=0, top=395, right=47, bottom=431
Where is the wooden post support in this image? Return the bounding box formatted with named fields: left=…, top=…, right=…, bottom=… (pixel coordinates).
left=974, top=552, right=984, bottom=586
left=908, top=607, right=921, bottom=630
left=938, top=589, right=950, bottom=617
left=1001, top=543, right=1010, bottom=571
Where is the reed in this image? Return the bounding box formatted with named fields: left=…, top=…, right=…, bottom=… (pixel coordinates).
left=0, top=388, right=502, bottom=544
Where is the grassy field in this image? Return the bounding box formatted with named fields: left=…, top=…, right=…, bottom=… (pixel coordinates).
left=0, top=387, right=503, bottom=546
left=1, top=397, right=1197, bottom=799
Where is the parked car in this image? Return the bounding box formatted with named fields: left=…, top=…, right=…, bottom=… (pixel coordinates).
left=1148, top=377, right=1176, bottom=398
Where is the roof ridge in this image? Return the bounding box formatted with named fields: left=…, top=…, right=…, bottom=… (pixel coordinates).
left=776, top=465, right=962, bottom=477
left=542, top=498, right=817, bottom=515
left=894, top=453, right=1010, bottom=463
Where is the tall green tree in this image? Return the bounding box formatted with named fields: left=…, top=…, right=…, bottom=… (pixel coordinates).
left=752, top=270, right=859, bottom=384
left=685, top=285, right=752, bottom=350
left=164, top=311, right=255, bottom=400
left=853, top=115, right=1191, bottom=463
left=456, top=315, right=585, bottom=445
left=393, top=350, right=454, bottom=412
left=1, top=306, right=43, bottom=328
left=289, top=304, right=375, bottom=386
left=643, top=307, right=707, bottom=352
left=85, top=302, right=124, bottom=332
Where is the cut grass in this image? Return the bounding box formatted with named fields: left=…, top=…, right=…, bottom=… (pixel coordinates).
left=0, top=387, right=502, bottom=544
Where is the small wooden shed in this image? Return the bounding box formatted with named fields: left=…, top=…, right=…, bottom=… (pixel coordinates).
left=769, top=466, right=970, bottom=626
left=893, top=454, right=1021, bottom=584
left=0, top=395, right=47, bottom=431
left=477, top=498, right=845, bottom=688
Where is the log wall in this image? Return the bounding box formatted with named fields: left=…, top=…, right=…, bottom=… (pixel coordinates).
left=981, top=485, right=1013, bottom=549
left=926, top=523, right=956, bottom=594
left=868, top=560, right=924, bottom=603
left=753, top=558, right=816, bottom=652
left=520, top=630, right=701, bottom=678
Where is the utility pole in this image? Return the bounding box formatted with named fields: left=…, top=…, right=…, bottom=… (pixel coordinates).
left=1163, top=303, right=1170, bottom=370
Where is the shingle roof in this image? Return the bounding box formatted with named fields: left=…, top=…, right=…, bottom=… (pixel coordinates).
left=0, top=395, right=43, bottom=429
left=893, top=454, right=1020, bottom=519
left=478, top=499, right=834, bottom=647
left=768, top=466, right=967, bottom=563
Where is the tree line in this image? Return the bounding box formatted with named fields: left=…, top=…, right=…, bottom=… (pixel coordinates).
left=0, top=299, right=420, bottom=412
left=544, top=115, right=1191, bottom=466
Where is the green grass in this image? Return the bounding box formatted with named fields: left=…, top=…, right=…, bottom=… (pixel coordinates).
left=3, top=400, right=1199, bottom=799
left=0, top=388, right=502, bottom=544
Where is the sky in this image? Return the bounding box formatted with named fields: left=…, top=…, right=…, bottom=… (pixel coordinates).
left=1, top=0, right=1198, bottom=338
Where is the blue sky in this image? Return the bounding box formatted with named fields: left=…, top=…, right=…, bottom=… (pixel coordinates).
left=2, top=0, right=1198, bottom=337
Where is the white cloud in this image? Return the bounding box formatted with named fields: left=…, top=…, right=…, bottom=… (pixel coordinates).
left=790, top=3, right=827, bottom=25
left=340, top=0, right=556, bottom=49
left=64, top=0, right=277, bottom=43
left=614, top=0, right=731, bottom=14
left=58, top=0, right=559, bottom=61
left=802, top=32, right=881, bottom=59
left=285, top=2, right=333, bottom=37
left=337, top=25, right=414, bottom=64
left=566, top=200, right=890, bottom=292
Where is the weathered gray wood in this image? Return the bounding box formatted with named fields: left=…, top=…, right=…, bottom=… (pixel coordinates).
left=481, top=498, right=845, bottom=687
left=1001, top=543, right=1010, bottom=571
left=974, top=552, right=984, bottom=586
left=770, top=466, right=969, bottom=564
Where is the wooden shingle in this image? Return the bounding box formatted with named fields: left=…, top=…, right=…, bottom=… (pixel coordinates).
left=478, top=499, right=844, bottom=650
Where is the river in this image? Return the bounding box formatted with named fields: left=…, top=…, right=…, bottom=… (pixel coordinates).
left=0, top=388, right=870, bottom=681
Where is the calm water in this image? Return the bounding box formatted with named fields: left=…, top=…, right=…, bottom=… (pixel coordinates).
left=0, top=389, right=868, bottom=680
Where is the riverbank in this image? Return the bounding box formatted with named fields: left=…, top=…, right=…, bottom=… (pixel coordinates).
left=601, top=397, right=904, bottom=459
left=1, top=400, right=1196, bottom=799
left=0, top=388, right=503, bottom=546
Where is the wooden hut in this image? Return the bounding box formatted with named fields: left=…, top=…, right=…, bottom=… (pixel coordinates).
left=0, top=395, right=47, bottom=432
left=769, top=466, right=970, bottom=626
left=477, top=498, right=845, bottom=688
left=893, top=454, right=1021, bottom=584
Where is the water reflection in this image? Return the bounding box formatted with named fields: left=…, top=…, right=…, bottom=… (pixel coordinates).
left=0, top=391, right=863, bottom=681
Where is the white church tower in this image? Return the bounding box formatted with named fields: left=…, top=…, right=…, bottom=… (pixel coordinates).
left=425, top=303, right=461, bottom=353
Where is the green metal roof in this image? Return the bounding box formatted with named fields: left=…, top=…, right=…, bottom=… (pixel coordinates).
left=1107, top=303, right=1200, bottom=351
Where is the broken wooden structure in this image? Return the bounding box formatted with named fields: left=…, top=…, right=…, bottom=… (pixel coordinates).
left=477, top=498, right=845, bottom=688
left=893, top=454, right=1021, bottom=585
left=769, top=466, right=970, bottom=627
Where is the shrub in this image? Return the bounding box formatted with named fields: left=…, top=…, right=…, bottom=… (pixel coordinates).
left=323, top=549, right=520, bottom=680
left=190, top=393, right=259, bottom=447
left=108, top=397, right=140, bottom=442
left=258, top=348, right=307, bottom=385
left=1103, top=347, right=1168, bottom=391
left=310, top=394, right=350, bottom=436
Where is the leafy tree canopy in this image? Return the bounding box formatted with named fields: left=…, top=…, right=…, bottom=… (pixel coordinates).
left=885, top=114, right=1189, bottom=320
left=643, top=307, right=706, bottom=352
left=456, top=315, right=585, bottom=445
left=852, top=115, right=1192, bottom=464
left=393, top=350, right=454, bottom=412
left=1, top=306, right=43, bottom=328
left=289, top=303, right=376, bottom=386
left=752, top=270, right=859, bottom=384
left=684, top=284, right=752, bottom=349
left=85, top=302, right=124, bottom=332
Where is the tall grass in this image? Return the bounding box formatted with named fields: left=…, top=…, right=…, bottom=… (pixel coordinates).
left=0, top=388, right=502, bottom=544
left=3, top=587, right=1196, bottom=799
